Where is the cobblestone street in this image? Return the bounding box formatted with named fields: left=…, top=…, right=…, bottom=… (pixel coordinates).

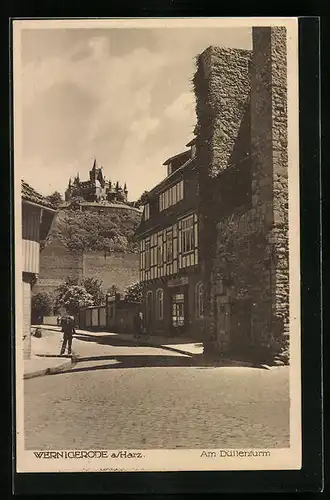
left=24, top=333, right=290, bottom=450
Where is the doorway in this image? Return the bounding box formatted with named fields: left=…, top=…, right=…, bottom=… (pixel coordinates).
left=146, top=291, right=153, bottom=332
left=171, top=292, right=186, bottom=333
left=215, top=295, right=231, bottom=341
left=230, top=299, right=253, bottom=356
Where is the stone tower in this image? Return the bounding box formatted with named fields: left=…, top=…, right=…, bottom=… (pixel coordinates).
left=194, top=27, right=289, bottom=363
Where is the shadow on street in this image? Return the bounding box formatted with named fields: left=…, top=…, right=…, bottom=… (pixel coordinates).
left=74, top=333, right=144, bottom=347
left=47, top=333, right=264, bottom=375
left=74, top=332, right=202, bottom=349
left=51, top=354, right=257, bottom=375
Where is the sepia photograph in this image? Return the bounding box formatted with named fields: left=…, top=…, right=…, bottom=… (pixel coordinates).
left=13, top=17, right=301, bottom=473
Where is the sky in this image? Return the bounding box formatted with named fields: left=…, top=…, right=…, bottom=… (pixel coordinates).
left=19, top=26, right=252, bottom=201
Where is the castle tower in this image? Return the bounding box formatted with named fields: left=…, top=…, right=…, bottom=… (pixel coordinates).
left=73, top=173, right=80, bottom=186
left=90, top=159, right=97, bottom=183
left=65, top=178, right=72, bottom=202
left=122, top=182, right=128, bottom=202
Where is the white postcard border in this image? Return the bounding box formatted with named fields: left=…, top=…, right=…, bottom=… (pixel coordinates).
left=13, top=16, right=301, bottom=473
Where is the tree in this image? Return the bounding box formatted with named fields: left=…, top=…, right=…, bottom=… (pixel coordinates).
left=31, top=292, right=53, bottom=319
left=135, top=190, right=149, bottom=208
left=82, top=277, right=105, bottom=306
left=46, top=191, right=63, bottom=208
left=54, top=210, right=141, bottom=255
left=56, top=285, right=94, bottom=315
left=54, top=277, right=82, bottom=312
left=124, top=281, right=143, bottom=303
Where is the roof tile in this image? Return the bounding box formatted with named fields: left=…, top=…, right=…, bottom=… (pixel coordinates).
left=21, top=180, right=56, bottom=210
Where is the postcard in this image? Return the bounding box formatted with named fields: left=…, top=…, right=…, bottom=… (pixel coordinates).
left=13, top=17, right=300, bottom=473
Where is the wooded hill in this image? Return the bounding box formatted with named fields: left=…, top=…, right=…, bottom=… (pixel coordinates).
left=45, top=209, right=141, bottom=257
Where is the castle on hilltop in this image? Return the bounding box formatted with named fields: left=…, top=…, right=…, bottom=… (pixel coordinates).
left=65, top=159, right=128, bottom=205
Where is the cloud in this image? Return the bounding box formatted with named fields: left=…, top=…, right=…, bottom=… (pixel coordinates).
left=88, top=36, right=109, bottom=59
left=164, top=91, right=196, bottom=122
left=19, top=27, right=251, bottom=200
left=129, top=116, right=160, bottom=142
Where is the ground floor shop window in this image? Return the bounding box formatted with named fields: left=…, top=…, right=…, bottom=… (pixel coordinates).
left=171, top=293, right=185, bottom=327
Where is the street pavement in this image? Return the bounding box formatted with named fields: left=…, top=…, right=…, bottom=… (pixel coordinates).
left=24, top=332, right=290, bottom=450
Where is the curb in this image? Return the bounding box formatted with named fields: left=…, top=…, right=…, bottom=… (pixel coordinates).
left=24, top=353, right=77, bottom=380
left=117, top=335, right=200, bottom=358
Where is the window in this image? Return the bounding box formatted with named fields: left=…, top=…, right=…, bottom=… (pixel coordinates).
left=179, top=180, right=184, bottom=200
left=144, top=203, right=150, bottom=221
left=156, top=289, right=164, bottom=320
left=146, top=290, right=153, bottom=324
left=159, top=181, right=184, bottom=212
left=167, top=163, right=172, bottom=176
left=157, top=235, right=163, bottom=267
left=191, top=144, right=197, bottom=158
left=196, top=282, right=204, bottom=318
left=165, top=231, right=173, bottom=262
left=145, top=240, right=151, bottom=270
left=181, top=215, right=194, bottom=254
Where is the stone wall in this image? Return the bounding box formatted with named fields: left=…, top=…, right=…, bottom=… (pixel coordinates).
left=250, top=27, right=289, bottom=360
left=34, top=238, right=139, bottom=297
left=194, top=28, right=289, bottom=364
left=33, top=238, right=83, bottom=298
left=194, top=45, right=252, bottom=354
left=82, top=251, right=139, bottom=292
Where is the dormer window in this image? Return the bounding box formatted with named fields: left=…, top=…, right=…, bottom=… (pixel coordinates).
left=144, top=203, right=150, bottom=221
left=191, top=143, right=197, bottom=158
left=167, top=163, right=172, bottom=176
left=159, top=180, right=184, bottom=211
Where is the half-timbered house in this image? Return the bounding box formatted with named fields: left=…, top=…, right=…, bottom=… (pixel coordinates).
left=134, top=138, right=205, bottom=339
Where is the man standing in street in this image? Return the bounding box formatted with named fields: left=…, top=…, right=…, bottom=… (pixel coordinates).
left=60, top=315, right=75, bottom=356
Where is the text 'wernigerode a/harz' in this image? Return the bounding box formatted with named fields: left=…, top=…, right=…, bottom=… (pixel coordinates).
left=33, top=451, right=144, bottom=459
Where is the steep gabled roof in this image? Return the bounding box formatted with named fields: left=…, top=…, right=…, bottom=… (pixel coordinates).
left=21, top=180, right=56, bottom=210
left=162, top=150, right=191, bottom=166
left=186, top=137, right=197, bottom=147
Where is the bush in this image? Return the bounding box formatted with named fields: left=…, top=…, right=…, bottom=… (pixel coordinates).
left=31, top=292, right=53, bottom=319
left=124, top=282, right=143, bottom=303
left=82, top=277, right=105, bottom=306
